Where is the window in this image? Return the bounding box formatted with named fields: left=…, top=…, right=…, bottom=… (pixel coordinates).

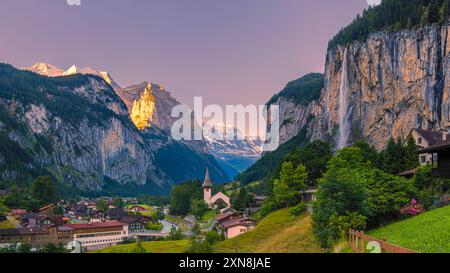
left=421, top=156, right=427, bottom=164
left=418, top=137, right=422, bottom=145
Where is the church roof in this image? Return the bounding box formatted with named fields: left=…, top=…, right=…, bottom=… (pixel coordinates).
left=202, top=168, right=213, bottom=187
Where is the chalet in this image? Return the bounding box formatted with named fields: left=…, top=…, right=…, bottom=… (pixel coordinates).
left=20, top=214, right=68, bottom=231
left=215, top=212, right=256, bottom=239
left=128, top=205, right=146, bottom=213
left=420, top=136, right=450, bottom=178
left=215, top=212, right=241, bottom=225
left=105, top=208, right=128, bottom=221
left=68, top=204, right=88, bottom=218
left=300, top=189, right=318, bottom=203
left=119, top=218, right=146, bottom=233
left=407, top=129, right=443, bottom=165
left=251, top=193, right=267, bottom=207
left=89, top=209, right=105, bottom=223
left=39, top=204, right=55, bottom=215
left=10, top=209, right=27, bottom=219
left=220, top=216, right=256, bottom=239
left=65, top=222, right=129, bottom=251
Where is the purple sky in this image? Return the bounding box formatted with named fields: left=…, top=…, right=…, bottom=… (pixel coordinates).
left=0, top=0, right=368, bottom=107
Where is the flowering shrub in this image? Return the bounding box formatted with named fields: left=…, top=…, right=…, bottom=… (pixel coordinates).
left=400, top=199, right=424, bottom=217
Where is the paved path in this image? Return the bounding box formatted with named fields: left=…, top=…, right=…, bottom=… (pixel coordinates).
left=129, top=220, right=179, bottom=238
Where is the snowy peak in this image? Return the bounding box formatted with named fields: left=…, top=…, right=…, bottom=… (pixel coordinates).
left=22, top=63, right=120, bottom=90
left=203, top=123, right=262, bottom=178
left=22, top=62, right=65, bottom=77
left=63, top=65, right=102, bottom=77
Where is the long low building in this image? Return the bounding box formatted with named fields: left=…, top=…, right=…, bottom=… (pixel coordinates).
left=65, top=222, right=128, bottom=251
left=0, top=226, right=74, bottom=247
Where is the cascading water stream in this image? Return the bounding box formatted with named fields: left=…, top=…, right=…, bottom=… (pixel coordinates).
left=337, top=48, right=350, bottom=149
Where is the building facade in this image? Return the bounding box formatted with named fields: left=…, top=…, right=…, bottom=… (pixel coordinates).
left=65, top=222, right=129, bottom=251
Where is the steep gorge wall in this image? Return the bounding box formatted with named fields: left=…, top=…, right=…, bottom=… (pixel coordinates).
left=308, top=24, right=450, bottom=149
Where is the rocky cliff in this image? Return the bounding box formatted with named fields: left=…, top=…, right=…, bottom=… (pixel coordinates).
left=309, top=24, right=450, bottom=149
left=22, top=62, right=231, bottom=186
left=0, top=64, right=169, bottom=195
left=268, top=24, right=450, bottom=151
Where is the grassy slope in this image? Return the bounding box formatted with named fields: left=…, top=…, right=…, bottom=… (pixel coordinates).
left=213, top=208, right=324, bottom=253
left=93, top=240, right=190, bottom=253
left=368, top=206, right=450, bottom=253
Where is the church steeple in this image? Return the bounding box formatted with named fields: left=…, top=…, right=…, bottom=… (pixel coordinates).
left=202, top=168, right=213, bottom=188
left=203, top=168, right=212, bottom=205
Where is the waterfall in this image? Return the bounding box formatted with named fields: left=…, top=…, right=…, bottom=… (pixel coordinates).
left=337, top=48, right=350, bottom=149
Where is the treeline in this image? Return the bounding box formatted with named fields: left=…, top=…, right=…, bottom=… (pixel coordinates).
left=0, top=176, right=60, bottom=213
left=253, top=135, right=437, bottom=249
left=328, top=0, right=450, bottom=50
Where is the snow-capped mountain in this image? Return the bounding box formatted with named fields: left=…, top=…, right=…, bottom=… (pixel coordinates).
left=21, top=62, right=232, bottom=184
left=203, top=123, right=262, bottom=179
left=23, top=63, right=65, bottom=77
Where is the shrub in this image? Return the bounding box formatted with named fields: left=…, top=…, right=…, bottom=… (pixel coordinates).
left=400, top=199, right=425, bottom=217
left=289, top=202, right=307, bottom=216
left=146, top=223, right=163, bottom=231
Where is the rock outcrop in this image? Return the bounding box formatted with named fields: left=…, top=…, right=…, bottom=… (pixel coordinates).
left=0, top=64, right=168, bottom=195
left=309, top=24, right=450, bottom=149
left=271, top=24, right=450, bottom=150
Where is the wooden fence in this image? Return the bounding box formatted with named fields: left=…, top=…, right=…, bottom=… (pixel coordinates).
left=348, top=229, right=419, bottom=253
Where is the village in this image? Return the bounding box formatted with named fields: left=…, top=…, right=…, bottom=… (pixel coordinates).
left=0, top=169, right=266, bottom=253
left=1, top=128, right=450, bottom=253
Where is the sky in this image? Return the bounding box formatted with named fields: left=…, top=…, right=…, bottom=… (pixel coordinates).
left=0, top=0, right=370, bottom=107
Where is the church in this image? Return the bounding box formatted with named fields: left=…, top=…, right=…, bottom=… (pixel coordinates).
left=203, top=168, right=231, bottom=210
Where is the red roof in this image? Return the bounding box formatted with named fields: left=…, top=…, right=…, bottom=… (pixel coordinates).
left=65, top=221, right=127, bottom=229
left=10, top=209, right=27, bottom=214
left=222, top=217, right=255, bottom=229
left=215, top=212, right=236, bottom=223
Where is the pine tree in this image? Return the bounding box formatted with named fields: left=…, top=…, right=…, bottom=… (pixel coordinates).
left=405, top=135, right=419, bottom=170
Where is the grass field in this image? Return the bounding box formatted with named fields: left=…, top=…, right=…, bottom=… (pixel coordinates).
left=125, top=204, right=156, bottom=216
left=368, top=205, right=450, bottom=253
left=213, top=208, right=324, bottom=253
left=93, top=240, right=190, bottom=253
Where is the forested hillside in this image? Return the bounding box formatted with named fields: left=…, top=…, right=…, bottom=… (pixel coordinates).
left=329, top=0, right=450, bottom=49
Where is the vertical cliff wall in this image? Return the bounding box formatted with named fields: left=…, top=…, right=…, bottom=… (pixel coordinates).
left=309, top=24, right=450, bottom=149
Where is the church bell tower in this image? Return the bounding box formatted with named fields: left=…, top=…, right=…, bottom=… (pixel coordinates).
left=203, top=168, right=213, bottom=204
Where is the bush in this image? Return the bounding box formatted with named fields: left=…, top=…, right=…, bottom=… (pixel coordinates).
left=312, top=147, right=414, bottom=249
left=289, top=202, right=307, bottom=216
left=146, top=223, right=163, bottom=231
left=258, top=198, right=280, bottom=219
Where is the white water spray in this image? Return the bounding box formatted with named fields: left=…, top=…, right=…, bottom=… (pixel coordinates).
left=338, top=48, right=350, bottom=149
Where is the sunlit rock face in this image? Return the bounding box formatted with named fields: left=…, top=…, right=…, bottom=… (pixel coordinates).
left=309, top=24, right=450, bottom=149
left=0, top=64, right=169, bottom=194
left=130, top=84, right=157, bottom=130
left=117, top=82, right=179, bottom=132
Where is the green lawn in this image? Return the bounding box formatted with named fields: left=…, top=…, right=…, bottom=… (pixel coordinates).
left=93, top=240, right=190, bottom=253
left=368, top=205, right=450, bottom=253
left=125, top=204, right=156, bottom=216
left=213, top=208, right=324, bottom=253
